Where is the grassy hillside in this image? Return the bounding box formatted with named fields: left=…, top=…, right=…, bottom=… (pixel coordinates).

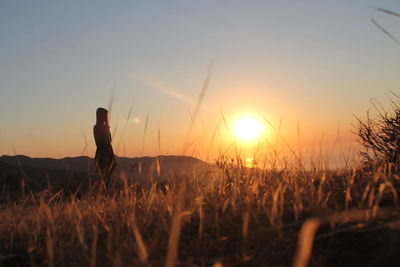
left=1, top=156, right=400, bottom=266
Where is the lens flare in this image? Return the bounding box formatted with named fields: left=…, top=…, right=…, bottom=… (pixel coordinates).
left=131, top=117, right=141, bottom=124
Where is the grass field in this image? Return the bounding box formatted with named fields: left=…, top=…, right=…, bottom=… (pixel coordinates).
left=1, top=154, right=400, bottom=267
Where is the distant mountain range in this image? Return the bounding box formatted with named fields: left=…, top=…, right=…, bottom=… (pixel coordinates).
left=0, top=155, right=216, bottom=184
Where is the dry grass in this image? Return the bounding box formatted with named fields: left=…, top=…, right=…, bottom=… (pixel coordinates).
left=1, top=156, right=400, bottom=267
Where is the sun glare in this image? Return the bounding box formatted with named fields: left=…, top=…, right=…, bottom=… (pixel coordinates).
left=232, top=116, right=265, bottom=143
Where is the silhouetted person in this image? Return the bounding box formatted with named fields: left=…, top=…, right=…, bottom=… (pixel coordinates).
left=93, top=107, right=116, bottom=186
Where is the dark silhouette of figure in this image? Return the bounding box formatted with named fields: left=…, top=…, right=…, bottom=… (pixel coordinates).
left=93, top=107, right=116, bottom=186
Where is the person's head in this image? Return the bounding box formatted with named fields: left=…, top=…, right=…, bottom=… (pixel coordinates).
left=96, top=107, right=109, bottom=125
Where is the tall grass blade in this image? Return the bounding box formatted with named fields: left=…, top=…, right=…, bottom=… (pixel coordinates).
left=141, top=114, right=149, bottom=156
left=371, top=6, right=400, bottom=18
left=371, top=18, right=400, bottom=46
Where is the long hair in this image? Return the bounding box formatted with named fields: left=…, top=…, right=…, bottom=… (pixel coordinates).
left=96, top=107, right=109, bottom=125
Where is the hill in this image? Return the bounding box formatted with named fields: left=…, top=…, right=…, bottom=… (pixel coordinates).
left=0, top=154, right=216, bottom=185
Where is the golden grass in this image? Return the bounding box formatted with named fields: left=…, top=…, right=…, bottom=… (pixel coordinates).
left=1, top=157, right=400, bottom=266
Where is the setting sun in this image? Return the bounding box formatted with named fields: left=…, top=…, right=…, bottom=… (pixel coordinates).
left=232, top=116, right=265, bottom=142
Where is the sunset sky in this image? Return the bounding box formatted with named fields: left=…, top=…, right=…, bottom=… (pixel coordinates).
left=1, top=1, right=399, bottom=163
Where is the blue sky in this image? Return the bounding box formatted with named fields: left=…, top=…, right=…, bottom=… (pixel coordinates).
left=0, top=1, right=399, bottom=159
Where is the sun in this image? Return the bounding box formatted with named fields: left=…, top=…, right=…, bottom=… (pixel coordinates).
left=232, top=116, right=265, bottom=143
